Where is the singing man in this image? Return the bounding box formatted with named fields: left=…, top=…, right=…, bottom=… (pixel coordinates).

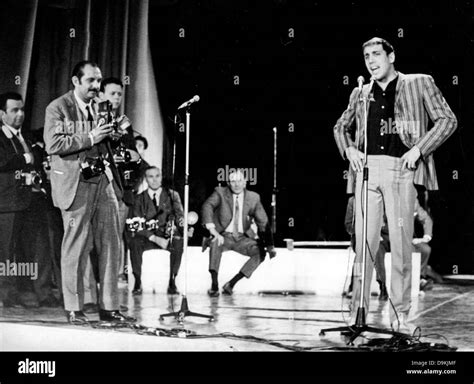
left=333, top=37, right=457, bottom=333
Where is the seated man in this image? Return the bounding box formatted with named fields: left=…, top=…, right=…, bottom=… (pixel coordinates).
left=201, top=169, right=276, bottom=297
left=128, top=166, right=184, bottom=295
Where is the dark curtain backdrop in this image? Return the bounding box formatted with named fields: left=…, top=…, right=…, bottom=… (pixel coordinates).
left=0, top=0, right=163, bottom=167
left=149, top=0, right=474, bottom=274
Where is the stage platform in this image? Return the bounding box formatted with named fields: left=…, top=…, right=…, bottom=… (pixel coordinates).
left=1, top=247, right=473, bottom=352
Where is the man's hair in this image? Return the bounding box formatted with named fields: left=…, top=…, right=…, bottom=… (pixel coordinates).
left=135, top=135, right=148, bottom=150
left=71, top=60, right=99, bottom=80
left=229, top=168, right=247, bottom=182
left=0, top=92, right=23, bottom=112
left=145, top=165, right=161, bottom=175
left=100, top=77, right=123, bottom=93
left=362, top=37, right=395, bottom=55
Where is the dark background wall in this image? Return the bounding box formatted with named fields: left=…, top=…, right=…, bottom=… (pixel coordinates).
left=148, top=0, right=474, bottom=275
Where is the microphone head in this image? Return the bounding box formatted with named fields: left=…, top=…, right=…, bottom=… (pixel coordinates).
left=187, top=211, right=199, bottom=225
left=193, top=95, right=200, bottom=102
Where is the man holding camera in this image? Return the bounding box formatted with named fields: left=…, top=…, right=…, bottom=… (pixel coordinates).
left=128, top=166, right=185, bottom=295
left=0, top=92, right=34, bottom=307
left=43, top=61, right=134, bottom=324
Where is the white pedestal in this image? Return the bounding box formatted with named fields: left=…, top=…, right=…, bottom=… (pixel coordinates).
left=128, top=247, right=420, bottom=296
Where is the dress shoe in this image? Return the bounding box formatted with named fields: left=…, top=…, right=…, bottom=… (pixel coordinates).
left=83, top=302, right=99, bottom=314
left=222, top=282, right=233, bottom=295
left=378, top=282, right=388, bottom=301
left=420, top=277, right=434, bottom=291
left=426, top=266, right=444, bottom=284
left=39, top=296, right=62, bottom=308
left=342, top=290, right=352, bottom=299
left=66, top=311, right=89, bottom=325
left=207, top=288, right=220, bottom=297
left=99, top=309, right=136, bottom=323
left=167, top=285, right=179, bottom=295
left=132, top=288, right=142, bottom=295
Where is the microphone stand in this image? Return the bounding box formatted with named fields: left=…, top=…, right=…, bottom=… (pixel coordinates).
left=271, top=127, right=277, bottom=234
left=319, top=79, right=405, bottom=344
left=160, top=106, right=214, bottom=324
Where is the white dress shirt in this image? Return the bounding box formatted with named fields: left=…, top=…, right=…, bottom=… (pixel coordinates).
left=4, top=124, right=32, bottom=164
left=148, top=187, right=162, bottom=206
left=225, top=192, right=244, bottom=233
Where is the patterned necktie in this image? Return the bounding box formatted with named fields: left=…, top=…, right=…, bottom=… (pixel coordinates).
left=232, top=196, right=240, bottom=238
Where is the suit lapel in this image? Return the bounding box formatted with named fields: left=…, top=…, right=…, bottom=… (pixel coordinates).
left=65, top=91, right=83, bottom=125
left=242, top=190, right=250, bottom=221
left=224, top=187, right=233, bottom=211
left=394, top=72, right=406, bottom=111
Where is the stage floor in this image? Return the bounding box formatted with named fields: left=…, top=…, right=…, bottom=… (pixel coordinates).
left=1, top=281, right=473, bottom=351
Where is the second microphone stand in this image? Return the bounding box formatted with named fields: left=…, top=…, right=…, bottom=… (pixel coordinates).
left=159, top=107, right=214, bottom=324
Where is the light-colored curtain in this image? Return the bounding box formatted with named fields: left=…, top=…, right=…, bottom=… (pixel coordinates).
left=126, top=0, right=163, bottom=168
left=0, top=0, right=164, bottom=168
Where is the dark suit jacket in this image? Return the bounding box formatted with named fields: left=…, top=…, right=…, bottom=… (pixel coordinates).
left=43, top=90, right=122, bottom=210
left=0, top=125, right=33, bottom=212
left=201, top=186, right=273, bottom=246
left=130, top=188, right=184, bottom=239
left=334, top=72, right=457, bottom=192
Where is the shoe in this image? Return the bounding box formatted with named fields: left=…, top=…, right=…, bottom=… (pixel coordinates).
left=342, top=290, right=352, bottom=299
left=132, top=288, right=142, bottom=295
left=39, top=296, right=62, bottom=308
left=99, top=309, right=136, bottom=323
left=378, top=282, right=388, bottom=301
left=420, top=277, right=434, bottom=291
left=222, top=282, right=233, bottom=295
left=83, top=302, right=99, bottom=313
left=426, top=266, right=444, bottom=284
left=207, top=288, right=220, bottom=297
left=66, top=311, right=89, bottom=325
left=167, top=285, right=179, bottom=295
left=391, top=314, right=416, bottom=334
left=118, top=273, right=128, bottom=283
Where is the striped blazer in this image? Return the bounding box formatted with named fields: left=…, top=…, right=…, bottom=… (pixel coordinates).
left=334, top=72, right=457, bottom=192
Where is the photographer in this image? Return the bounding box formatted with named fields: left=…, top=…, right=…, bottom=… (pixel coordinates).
left=43, top=61, right=134, bottom=324
left=83, top=77, right=143, bottom=311
left=0, top=92, right=34, bottom=307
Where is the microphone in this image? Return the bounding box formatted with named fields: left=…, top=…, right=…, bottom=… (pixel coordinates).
left=177, top=95, right=200, bottom=110
left=368, top=76, right=376, bottom=100
left=357, top=76, right=365, bottom=91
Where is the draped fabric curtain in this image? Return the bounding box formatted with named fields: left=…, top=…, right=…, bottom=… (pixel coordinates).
left=0, top=0, right=163, bottom=168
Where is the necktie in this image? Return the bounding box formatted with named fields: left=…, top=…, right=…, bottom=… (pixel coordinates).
left=17, top=133, right=34, bottom=165
left=85, top=105, right=94, bottom=122
left=232, top=196, right=240, bottom=238
left=153, top=193, right=158, bottom=208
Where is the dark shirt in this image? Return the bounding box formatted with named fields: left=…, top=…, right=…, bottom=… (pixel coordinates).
left=367, top=75, right=408, bottom=157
